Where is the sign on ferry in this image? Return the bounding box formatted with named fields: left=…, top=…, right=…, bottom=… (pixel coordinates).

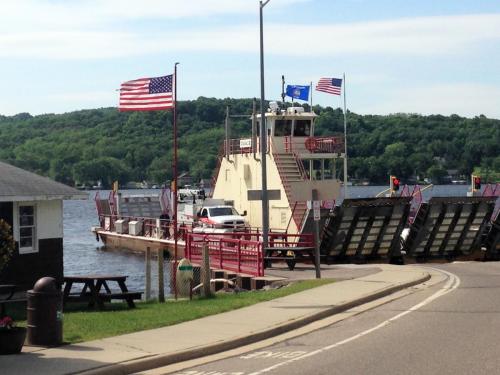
left=240, top=138, right=252, bottom=149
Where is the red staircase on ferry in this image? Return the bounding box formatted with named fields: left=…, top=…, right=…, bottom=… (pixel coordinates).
left=273, top=152, right=308, bottom=232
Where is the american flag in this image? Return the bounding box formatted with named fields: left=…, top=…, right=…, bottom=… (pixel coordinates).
left=119, top=74, right=174, bottom=111
left=315, top=78, right=342, bottom=95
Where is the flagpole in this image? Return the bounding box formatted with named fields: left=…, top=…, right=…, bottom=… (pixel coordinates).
left=281, top=75, right=286, bottom=106
left=342, top=73, right=348, bottom=199
left=173, top=62, right=179, bottom=300
left=310, top=81, right=313, bottom=110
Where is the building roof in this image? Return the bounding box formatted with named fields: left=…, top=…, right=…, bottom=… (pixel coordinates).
left=0, top=161, right=87, bottom=202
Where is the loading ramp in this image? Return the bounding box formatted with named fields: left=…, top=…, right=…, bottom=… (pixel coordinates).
left=320, top=197, right=411, bottom=264
left=483, top=210, right=500, bottom=260
left=402, top=196, right=496, bottom=260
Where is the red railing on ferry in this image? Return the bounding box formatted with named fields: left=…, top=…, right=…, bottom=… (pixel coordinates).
left=284, top=136, right=344, bottom=154
left=223, top=138, right=270, bottom=155
left=184, top=232, right=315, bottom=277
left=186, top=233, right=264, bottom=277
left=97, top=214, right=193, bottom=241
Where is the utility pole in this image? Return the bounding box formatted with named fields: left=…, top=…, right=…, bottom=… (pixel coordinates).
left=259, top=0, right=271, bottom=252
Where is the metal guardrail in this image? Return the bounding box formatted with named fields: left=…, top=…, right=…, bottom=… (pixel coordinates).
left=186, top=233, right=264, bottom=276
left=184, top=232, right=314, bottom=277
left=98, top=214, right=189, bottom=240
left=97, top=214, right=290, bottom=243
left=223, top=138, right=270, bottom=155
left=284, top=136, right=344, bottom=154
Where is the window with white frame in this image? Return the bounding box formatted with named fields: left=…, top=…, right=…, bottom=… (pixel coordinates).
left=19, top=205, right=37, bottom=254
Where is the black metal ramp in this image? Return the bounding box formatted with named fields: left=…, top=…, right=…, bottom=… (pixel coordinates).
left=320, top=197, right=411, bottom=263
left=483, top=209, right=500, bottom=260
left=119, top=195, right=163, bottom=217
left=96, top=199, right=111, bottom=215
left=403, top=196, right=496, bottom=260
left=301, top=207, right=331, bottom=237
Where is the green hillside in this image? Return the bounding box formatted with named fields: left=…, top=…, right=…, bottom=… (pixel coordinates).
left=0, top=98, right=498, bottom=187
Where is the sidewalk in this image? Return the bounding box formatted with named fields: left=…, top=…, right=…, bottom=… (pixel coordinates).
left=2, top=265, right=429, bottom=375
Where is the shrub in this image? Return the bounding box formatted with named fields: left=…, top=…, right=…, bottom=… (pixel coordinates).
left=0, top=219, right=15, bottom=273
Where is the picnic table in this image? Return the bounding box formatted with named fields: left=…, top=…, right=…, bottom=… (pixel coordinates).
left=63, top=275, right=142, bottom=309
left=264, top=246, right=316, bottom=270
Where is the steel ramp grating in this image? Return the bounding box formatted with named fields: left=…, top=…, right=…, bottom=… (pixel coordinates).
left=403, top=196, right=496, bottom=259
left=483, top=209, right=500, bottom=259
left=96, top=199, right=111, bottom=216
left=320, top=197, right=411, bottom=263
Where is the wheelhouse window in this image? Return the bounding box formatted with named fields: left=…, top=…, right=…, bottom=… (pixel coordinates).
left=274, top=119, right=292, bottom=136
left=293, top=120, right=311, bottom=137
left=19, top=205, right=36, bottom=254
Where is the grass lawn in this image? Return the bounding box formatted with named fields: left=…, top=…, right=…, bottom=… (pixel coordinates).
left=9, top=279, right=333, bottom=343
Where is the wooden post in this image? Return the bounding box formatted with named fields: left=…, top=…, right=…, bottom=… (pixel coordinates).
left=202, top=243, right=212, bottom=297
left=314, top=220, right=321, bottom=279
left=158, top=248, right=165, bottom=302
left=145, top=247, right=151, bottom=301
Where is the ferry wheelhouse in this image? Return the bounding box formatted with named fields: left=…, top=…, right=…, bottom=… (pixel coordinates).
left=211, top=103, right=345, bottom=235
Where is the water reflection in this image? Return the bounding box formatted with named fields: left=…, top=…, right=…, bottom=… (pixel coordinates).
left=63, top=190, right=171, bottom=295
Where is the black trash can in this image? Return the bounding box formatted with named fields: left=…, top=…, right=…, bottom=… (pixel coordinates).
left=27, top=277, right=63, bottom=346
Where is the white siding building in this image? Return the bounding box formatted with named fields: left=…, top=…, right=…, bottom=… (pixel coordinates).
left=0, top=161, right=87, bottom=289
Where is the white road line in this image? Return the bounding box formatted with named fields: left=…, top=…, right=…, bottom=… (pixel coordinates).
left=247, top=268, right=461, bottom=375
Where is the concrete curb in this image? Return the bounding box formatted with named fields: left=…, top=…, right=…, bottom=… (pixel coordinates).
left=80, top=271, right=430, bottom=375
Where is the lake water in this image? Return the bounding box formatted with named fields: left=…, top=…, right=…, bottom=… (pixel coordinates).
left=62, top=185, right=475, bottom=292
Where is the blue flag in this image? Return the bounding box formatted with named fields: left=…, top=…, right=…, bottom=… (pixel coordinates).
left=286, top=85, right=310, bottom=101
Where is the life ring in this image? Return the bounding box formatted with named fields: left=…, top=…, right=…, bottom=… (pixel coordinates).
left=304, top=137, right=317, bottom=152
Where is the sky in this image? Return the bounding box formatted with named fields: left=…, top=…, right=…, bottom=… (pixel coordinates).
left=1, top=0, right=500, bottom=118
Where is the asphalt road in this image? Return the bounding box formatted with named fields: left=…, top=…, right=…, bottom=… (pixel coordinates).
left=167, top=262, right=500, bottom=375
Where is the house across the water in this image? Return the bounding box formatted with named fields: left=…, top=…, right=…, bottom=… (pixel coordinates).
left=0, top=161, right=87, bottom=289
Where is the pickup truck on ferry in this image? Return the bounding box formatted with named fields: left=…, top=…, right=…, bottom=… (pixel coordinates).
left=179, top=199, right=248, bottom=233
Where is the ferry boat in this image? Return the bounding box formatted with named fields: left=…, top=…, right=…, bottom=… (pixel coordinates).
left=92, top=102, right=346, bottom=256
left=91, top=102, right=500, bottom=266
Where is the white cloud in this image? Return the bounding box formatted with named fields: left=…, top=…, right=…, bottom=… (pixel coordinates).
left=359, top=83, right=500, bottom=118
left=266, top=14, right=500, bottom=56
left=1, top=3, right=499, bottom=118
left=1, top=0, right=309, bottom=31
left=0, top=31, right=143, bottom=59
left=1, top=12, right=499, bottom=59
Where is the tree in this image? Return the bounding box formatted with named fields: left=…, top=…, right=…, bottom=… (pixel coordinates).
left=0, top=100, right=498, bottom=186
left=426, top=165, right=448, bottom=184
left=73, top=157, right=130, bottom=187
